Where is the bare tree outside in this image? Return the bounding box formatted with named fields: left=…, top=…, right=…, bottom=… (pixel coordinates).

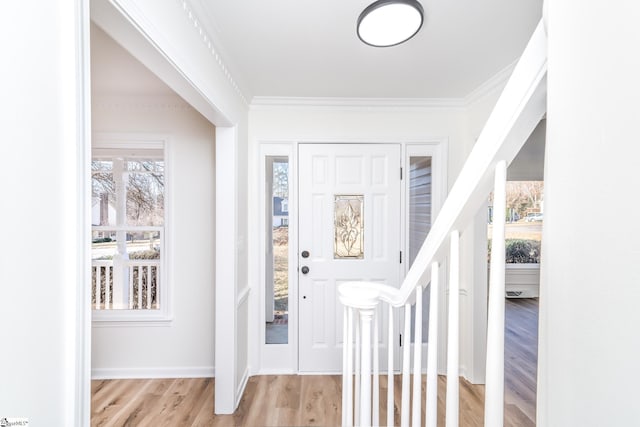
left=92, top=160, right=164, bottom=227
left=91, top=157, right=165, bottom=310
left=272, top=161, right=288, bottom=313
left=272, top=161, right=288, bottom=199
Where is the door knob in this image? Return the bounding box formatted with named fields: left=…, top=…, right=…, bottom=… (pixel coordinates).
left=301, top=266, right=310, bottom=274
left=301, top=250, right=310, bottom=258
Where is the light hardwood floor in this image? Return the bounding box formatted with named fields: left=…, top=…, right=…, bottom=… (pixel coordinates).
left=91, top=298, right=538, bottom=426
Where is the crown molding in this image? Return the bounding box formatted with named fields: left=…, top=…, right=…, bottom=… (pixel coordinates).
left=250, top=62, right=518, bottom=112
left=464, top=60, right=518, bottom=107
left=92, top=94, right=193, bottom=112
left=177, top=0, right=250, bottom=105
left=250, top=96, right=467, bottom=111
left=170, top=0, right=516, bottom=113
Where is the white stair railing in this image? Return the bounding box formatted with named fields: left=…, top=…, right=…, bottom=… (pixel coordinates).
left=338, top=19, right=547, bottom=427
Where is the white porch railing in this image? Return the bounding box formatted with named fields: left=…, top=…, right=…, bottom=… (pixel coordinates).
left=92, top=259, right=160, bottom=309
left=338, top=20, right=547, bottom=427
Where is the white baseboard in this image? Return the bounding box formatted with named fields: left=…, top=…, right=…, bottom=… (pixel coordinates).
left=255, top=368, right=297, bottom=376
left=91, top=366, right=215, bottom=380
left=459, top=365, right=468, bottom=381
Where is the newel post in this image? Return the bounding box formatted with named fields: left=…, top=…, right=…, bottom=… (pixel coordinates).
left=338, top=283, right=381, bottom=427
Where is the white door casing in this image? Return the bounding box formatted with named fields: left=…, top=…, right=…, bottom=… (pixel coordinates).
left=298, top=143, right=402, bottom=372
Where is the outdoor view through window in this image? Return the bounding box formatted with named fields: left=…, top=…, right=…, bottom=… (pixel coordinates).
left=488, top=181, right=544, bottom=263
left=91, top=150, right=164, bottom=311
left=266, top=158, right=289, bottom=344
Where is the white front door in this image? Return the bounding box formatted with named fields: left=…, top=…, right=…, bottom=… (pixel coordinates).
left=298, top=143, right=402, bottom=372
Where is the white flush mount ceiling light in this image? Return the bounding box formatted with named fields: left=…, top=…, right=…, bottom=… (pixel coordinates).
left=357, top=0, right=424, bottom=47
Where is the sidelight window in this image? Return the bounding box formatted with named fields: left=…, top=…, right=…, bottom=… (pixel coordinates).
left=265, top=157, right=289, bottom=344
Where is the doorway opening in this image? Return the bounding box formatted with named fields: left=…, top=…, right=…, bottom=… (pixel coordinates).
left=488, top=180, right=543, bottom=297
left=488, top=180, right=543, bottom=420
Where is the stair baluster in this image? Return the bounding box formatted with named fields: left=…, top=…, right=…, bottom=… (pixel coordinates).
left=426, top=263, right=440, bottom=427
left=445, top=231, right=460, bottom=427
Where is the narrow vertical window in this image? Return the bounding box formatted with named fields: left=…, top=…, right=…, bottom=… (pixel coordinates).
left=409, top=156, right=432, bottom=343
left=266, top=157, right=289, bottom=344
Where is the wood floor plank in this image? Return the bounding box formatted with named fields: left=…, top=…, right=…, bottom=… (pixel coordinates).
left=272, top=375, right=301, bottom=426
left=92, top=298, right=538, bottom=426
left=131, top=380, right=176, bottom=427
left=192, top=379, right=218, bottom=427
left=275, top=374, right=301, bottom=409
left=107, top=379, right=175, bottom=427
left=92, top=379, right=153, bottom=427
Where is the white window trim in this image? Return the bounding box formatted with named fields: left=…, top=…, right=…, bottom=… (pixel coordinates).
left=91, top=133, right=173, bottom=326
left=402, top=143, right=449, bottom=371
left=257, top=143, right=298, bottom=372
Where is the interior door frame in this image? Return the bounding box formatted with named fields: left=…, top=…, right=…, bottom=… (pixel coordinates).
left=255, top=139, right=448, bottom=375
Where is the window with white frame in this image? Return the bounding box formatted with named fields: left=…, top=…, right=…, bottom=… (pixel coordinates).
left=91, top=141, right=167, bottom=320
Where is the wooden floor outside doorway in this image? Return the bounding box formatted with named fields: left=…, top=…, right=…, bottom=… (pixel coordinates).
left=91, top=298, right=538, bottom=426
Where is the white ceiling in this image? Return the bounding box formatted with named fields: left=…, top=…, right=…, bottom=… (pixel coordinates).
left=90, top=12, right=546, bottom=179
left=194, top=0, right=543, bottom=99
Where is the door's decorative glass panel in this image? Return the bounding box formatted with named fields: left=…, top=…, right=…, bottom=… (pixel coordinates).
left=334, top=195, right=364, bottom=259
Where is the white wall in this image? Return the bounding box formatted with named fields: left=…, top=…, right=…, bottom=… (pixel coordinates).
left=246, top=55, right=536, bottom=386
left=89, top=24, right=216, bottom=377
left=247, top=101, right=474, bottom=375
left=508, top=119, right=546, bottom=181
left=91, top=95, right=216, bottom=377
left=0, top=1, right=89, bottom=425
left=539, top=2, right=640, bottom=426
left=249, top=102, right=469, bottom=186
left=91, top=0, right=250, bottom=412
